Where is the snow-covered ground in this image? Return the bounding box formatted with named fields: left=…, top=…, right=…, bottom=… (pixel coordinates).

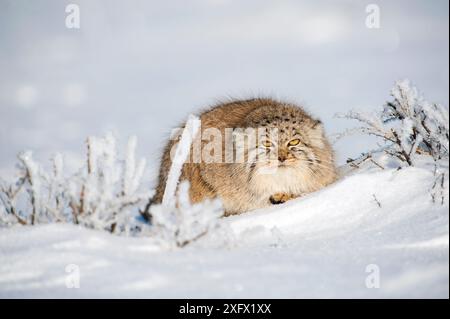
left=0, top=160, right=448, bottom=298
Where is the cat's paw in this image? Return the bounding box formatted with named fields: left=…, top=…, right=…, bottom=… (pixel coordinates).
left=269, top=193, right=294, bottom=205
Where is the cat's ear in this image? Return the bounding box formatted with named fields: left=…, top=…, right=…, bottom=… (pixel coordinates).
left=312, top=120, right=324, bottom=133
left=309, top=120, right=325, bottom=147
left=312, top=119, right=322, bottom=129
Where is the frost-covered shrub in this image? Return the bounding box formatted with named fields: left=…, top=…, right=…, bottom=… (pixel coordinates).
left=0, top=133, right=152, bottom=234
left=69, top=134, right=151, bottom=233
left=336, top=79, right=449, bottom=204
left=0, top=115, right=224, bottom=247
left=150, top=181, right=223, bottom=248
left=336, top=79, right=449, bottom=167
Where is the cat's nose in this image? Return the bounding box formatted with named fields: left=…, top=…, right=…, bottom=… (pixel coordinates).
left=278, top=155, right=286, bottom=162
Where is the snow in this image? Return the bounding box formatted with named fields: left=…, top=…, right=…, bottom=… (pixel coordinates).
left=1, top=159, right=448, bottom=298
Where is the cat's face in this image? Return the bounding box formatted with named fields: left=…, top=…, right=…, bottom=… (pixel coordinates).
left=243, top=105, right=327, bottom=176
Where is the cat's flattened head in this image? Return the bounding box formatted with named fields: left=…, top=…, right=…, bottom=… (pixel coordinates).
left=237, top=102, right=335, bottom=196
left=243, top=103, right=326, bottom=161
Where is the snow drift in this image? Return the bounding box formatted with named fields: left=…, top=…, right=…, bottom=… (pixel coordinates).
left=0, top=158, right=448, bottom=298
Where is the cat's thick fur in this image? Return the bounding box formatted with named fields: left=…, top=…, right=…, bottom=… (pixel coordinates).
left=151, top=98, right=337, bottom=216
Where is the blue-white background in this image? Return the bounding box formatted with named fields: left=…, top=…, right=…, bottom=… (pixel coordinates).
left=1, top=0, right=448, bottom=182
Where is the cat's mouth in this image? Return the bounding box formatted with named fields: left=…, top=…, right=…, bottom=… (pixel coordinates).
left=262, top=162, right=292, bottom=167
left=255, top=160, right=298, bottom=170
left=278, top=160, right=297, bottom=167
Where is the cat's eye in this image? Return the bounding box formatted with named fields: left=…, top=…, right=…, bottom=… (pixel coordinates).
left=288, top=139, right=300, bottom=146
left=261, top=140, right=273, bottom=148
